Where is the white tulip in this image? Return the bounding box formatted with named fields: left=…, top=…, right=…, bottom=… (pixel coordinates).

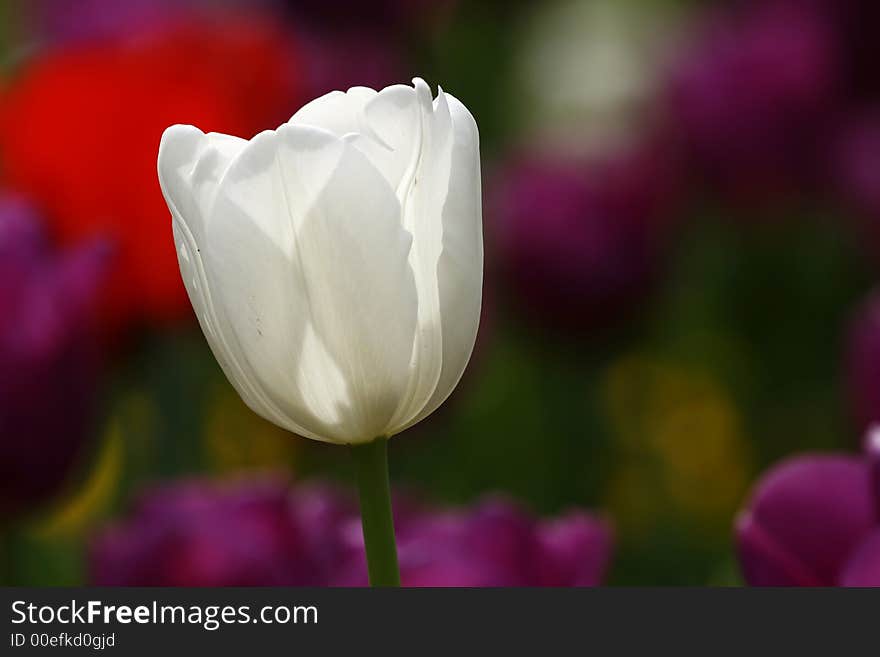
left=158, top=78, right=483, bottom=445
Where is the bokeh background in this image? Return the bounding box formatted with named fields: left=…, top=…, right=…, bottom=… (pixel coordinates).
left=2, top=0, right=879, bottom=586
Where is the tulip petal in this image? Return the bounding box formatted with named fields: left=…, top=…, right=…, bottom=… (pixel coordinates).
left=289, top=86, right=409, bottom=188
left=736, top=455, right=875, bottom=586
left=399, top=90, right=483, bottom=430
left=159, top=126, right=278, bottom=427
left=158, top=127, right=248, bottom=236
left=359, top=83, right=424, bottom=192
left=289, top=87, right=377, bottom=136
left=367, top=80, right=447, bottom=431
left=839, top=529, right=880, bottom=586
left=347, top=81, right=484, bottom=432
left=206, top=124, right=417, bottom=443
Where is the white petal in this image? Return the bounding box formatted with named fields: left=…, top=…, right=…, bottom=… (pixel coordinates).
left=382, top=80, right=454, bottom=431
left=398, top=90, right=483, bottom=431
left=291, top=84, right=421, bottom=194
left=360, top=84, right=423, bottom=190
left=289, top=86, right=377, bottom=138
left=290, top=79, right=468, bottom=434
left=205, top=124, right=418, bottom=443
left=158, top=126, right=275, bottom=426
left=158, top=126, right=247, bottom=241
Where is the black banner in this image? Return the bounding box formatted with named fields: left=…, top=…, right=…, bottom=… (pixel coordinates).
left=1, top=587, right=876, bottom=654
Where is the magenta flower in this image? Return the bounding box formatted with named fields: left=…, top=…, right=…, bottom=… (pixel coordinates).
left=666, top=0, right=838, bottom=203
left=736, top=434, right=880, bottom=586
left=491, top=144, right=679, bottom=332
left=90, top=478, right=613, bottom=587
left=0, top=194, right=107, bottom=518
left=338, top=496, right=613, bottom=587
left=89, top=479, right=342, bottom=586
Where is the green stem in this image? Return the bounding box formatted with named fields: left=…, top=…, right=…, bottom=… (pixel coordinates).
left=351, top=438, right=400, bottom=587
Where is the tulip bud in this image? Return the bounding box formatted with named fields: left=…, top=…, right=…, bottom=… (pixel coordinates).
left=158, top=78, right=483, bottom=445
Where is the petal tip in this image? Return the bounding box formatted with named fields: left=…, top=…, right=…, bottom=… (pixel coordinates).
left=157, top=125, right=207, bottom=193
left=412, top=77, right=434, bottom=100
left=159, top=124, right=203, bottom=149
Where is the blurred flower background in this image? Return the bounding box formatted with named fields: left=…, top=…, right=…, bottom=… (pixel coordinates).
left=1, top=0, right=879, bottom=586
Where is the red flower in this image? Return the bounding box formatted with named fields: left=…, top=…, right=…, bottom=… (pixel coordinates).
left=0, top=15, right=305, bottom=331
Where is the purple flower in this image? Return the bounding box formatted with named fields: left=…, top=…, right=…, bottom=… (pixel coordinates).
left=90, top=479, right=347, bottom=586
left=90, top=478, right=614, bottom=587
left=735, top=434, right=880, bottom=586
left=0, top=194, right=107, bottom=518
left=338, top=496, right=613, bottom=587
left=491, top=143, right=679, bottom=332
left=666, top=0, right=839, bottom=203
